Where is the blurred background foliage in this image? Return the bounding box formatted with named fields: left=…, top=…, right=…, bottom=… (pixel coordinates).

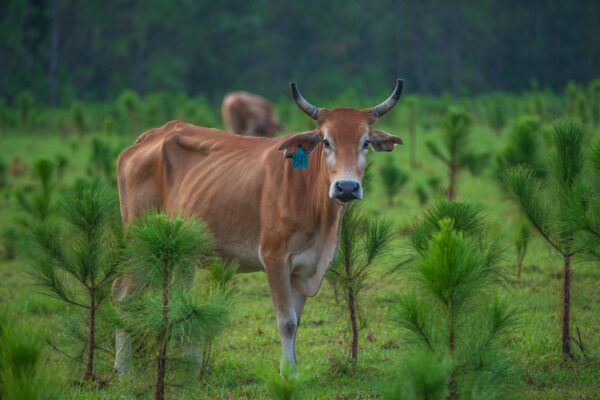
left=1, top=0, right=599, bottom=106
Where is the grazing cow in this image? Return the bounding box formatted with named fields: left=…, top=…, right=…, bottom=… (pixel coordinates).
left=112, top=80, right=403, bottom=374
left=221, top=91, right=284, bottom=137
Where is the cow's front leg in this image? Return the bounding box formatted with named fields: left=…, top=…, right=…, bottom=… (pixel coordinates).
left=290, top=284, right=307, bottom=365
left=263, top=253, right=298, bottom=370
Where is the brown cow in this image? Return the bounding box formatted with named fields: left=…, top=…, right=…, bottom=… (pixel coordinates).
left=112, top=80, right=403, bottom=374
left=221, top=91, right=283, bottom=137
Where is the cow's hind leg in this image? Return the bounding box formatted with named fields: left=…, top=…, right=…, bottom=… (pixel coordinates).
left=112, top=274, right=134, bottom=376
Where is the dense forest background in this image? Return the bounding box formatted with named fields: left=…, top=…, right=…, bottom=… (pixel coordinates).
left=1, top=0, right=599, bottom=105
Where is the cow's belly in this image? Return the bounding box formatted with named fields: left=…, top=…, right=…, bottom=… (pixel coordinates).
left=195, top=212, right=263, bottom=272
left=168, top=156, right=266, bottom=272
left=216, top=240, right=263, bottom=272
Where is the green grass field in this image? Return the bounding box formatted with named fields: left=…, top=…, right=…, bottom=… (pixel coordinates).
left=1, top=114, right=599, bottom=399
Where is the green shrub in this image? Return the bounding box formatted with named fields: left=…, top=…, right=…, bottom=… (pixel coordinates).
left=0, top=311, right=58, bottom=399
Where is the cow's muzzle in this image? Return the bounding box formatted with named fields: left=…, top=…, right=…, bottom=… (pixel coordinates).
left=332, top=180, right=362, bottom=202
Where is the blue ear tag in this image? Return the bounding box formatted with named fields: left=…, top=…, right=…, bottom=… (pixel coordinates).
left=292, top=146, right=308, bottom=169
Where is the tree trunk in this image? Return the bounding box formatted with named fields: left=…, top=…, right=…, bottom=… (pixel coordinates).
left=84, top=291, right=96, bottom=381
left=450, top=3, right=463, bottom=97
left=48, top=0, right=61, bottom=106
left=347, top=287, right=359, bottom=367
left=447, top=161, right=457, bottom=200
left=156, top=340, right=167, bottom=400
left=562, top=254, right=573, bottom=358
left=448, top=302, right=457, bottom=400
left=156, top=271, right=169, bottom=400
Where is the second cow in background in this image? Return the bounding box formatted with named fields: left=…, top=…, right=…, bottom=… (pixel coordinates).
left=222, top=91, right=284, bottom=137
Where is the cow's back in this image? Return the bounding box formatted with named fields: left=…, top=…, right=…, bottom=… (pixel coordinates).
left=117, top=120, right=281, bottom=270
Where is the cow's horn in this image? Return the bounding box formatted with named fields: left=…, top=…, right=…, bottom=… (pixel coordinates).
left=290, top=82, right=319, bottom=120
left=371, top=79, right=404, bottom=118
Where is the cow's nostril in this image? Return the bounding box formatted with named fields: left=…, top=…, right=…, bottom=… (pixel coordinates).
left=336, top=182, right=344, bottom=192
left=352, top=184, right=359, bottom=194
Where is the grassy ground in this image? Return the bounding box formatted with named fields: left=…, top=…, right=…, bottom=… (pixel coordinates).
left=1, top=117, right=599, bottom=399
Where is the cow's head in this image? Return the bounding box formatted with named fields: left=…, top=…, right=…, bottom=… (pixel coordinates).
left=279, top=80, right=403, bottom=203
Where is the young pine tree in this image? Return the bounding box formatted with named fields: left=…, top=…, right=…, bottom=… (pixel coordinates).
left=198, top=257, right=238, bottom=379
left=505, top=118, right=589, bottom=358
left=588, top=79, right=600, bottom=128
left=0, top=157, right=7, bottom=188
left=30, top=182, right=120, bottom=380
left=379, top=157, right=408, bottom=206
left=514, top=218, right=531, bottom=279
left=406, top=97, right=419, bottom=168
left=118, top=89, right=141, bottom=133
left=387, top=199, right=517, bottom=400
left=559, top=140, right=600, bottom=264
left=487, top=94, right=507, bottom=135
left=89, top=137, right=120, bottom=185
left=495, top=115, right=544, bottom=180
left=327, top=205, right=394, bottom=368
left=427, top=108, right=488, bottom=200
left=262, top=366, right=303, bottom=400
left=15, top=157, right=57, bottom=225
left=119, top=212, right=231, bottom=400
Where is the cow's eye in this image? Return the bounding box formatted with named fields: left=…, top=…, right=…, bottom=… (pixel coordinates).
left=323, top=139, right=331, bottom=149
left=362, top=140, right=370, bottom=150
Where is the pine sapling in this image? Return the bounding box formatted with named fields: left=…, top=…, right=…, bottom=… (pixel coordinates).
left=505, top=118, right=589, bottom=358
left=30, top=182, right=120, bottom=380
left=495, top=115, right=544, bottom=180
left=15, top=158, right=57, bottom=224
left=427, top=108, right=488, bottom=200
left=562, top=140, right=600, bottom=264
left=328, top=205, right=393, bottom=368
left=406, top=97, right=419, bottom=168
left=388, top=199, right=517, bottom=399
left=119, top=212, right=231, bottom=400
left=488, top=95, right=507, bottom=135
left=379, top=157, right=408, bottom=206
left=514, top=218, right=531, bottom=279
left=0, top=158, right=6, bottom=188
left=263, top=365, right=303, bottom=400
left=198, top=257, right=238, bottom=379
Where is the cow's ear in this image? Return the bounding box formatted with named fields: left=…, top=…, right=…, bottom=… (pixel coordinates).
left=369, top=129, right=403, bottom=152
left=278, top=131, right=323, bottom=158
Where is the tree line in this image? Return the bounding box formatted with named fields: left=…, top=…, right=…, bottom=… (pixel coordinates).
left=1, top=0, right=599, bottom=105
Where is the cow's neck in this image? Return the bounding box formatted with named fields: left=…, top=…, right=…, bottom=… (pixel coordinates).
left=307, top=146, right=346, bottom=230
